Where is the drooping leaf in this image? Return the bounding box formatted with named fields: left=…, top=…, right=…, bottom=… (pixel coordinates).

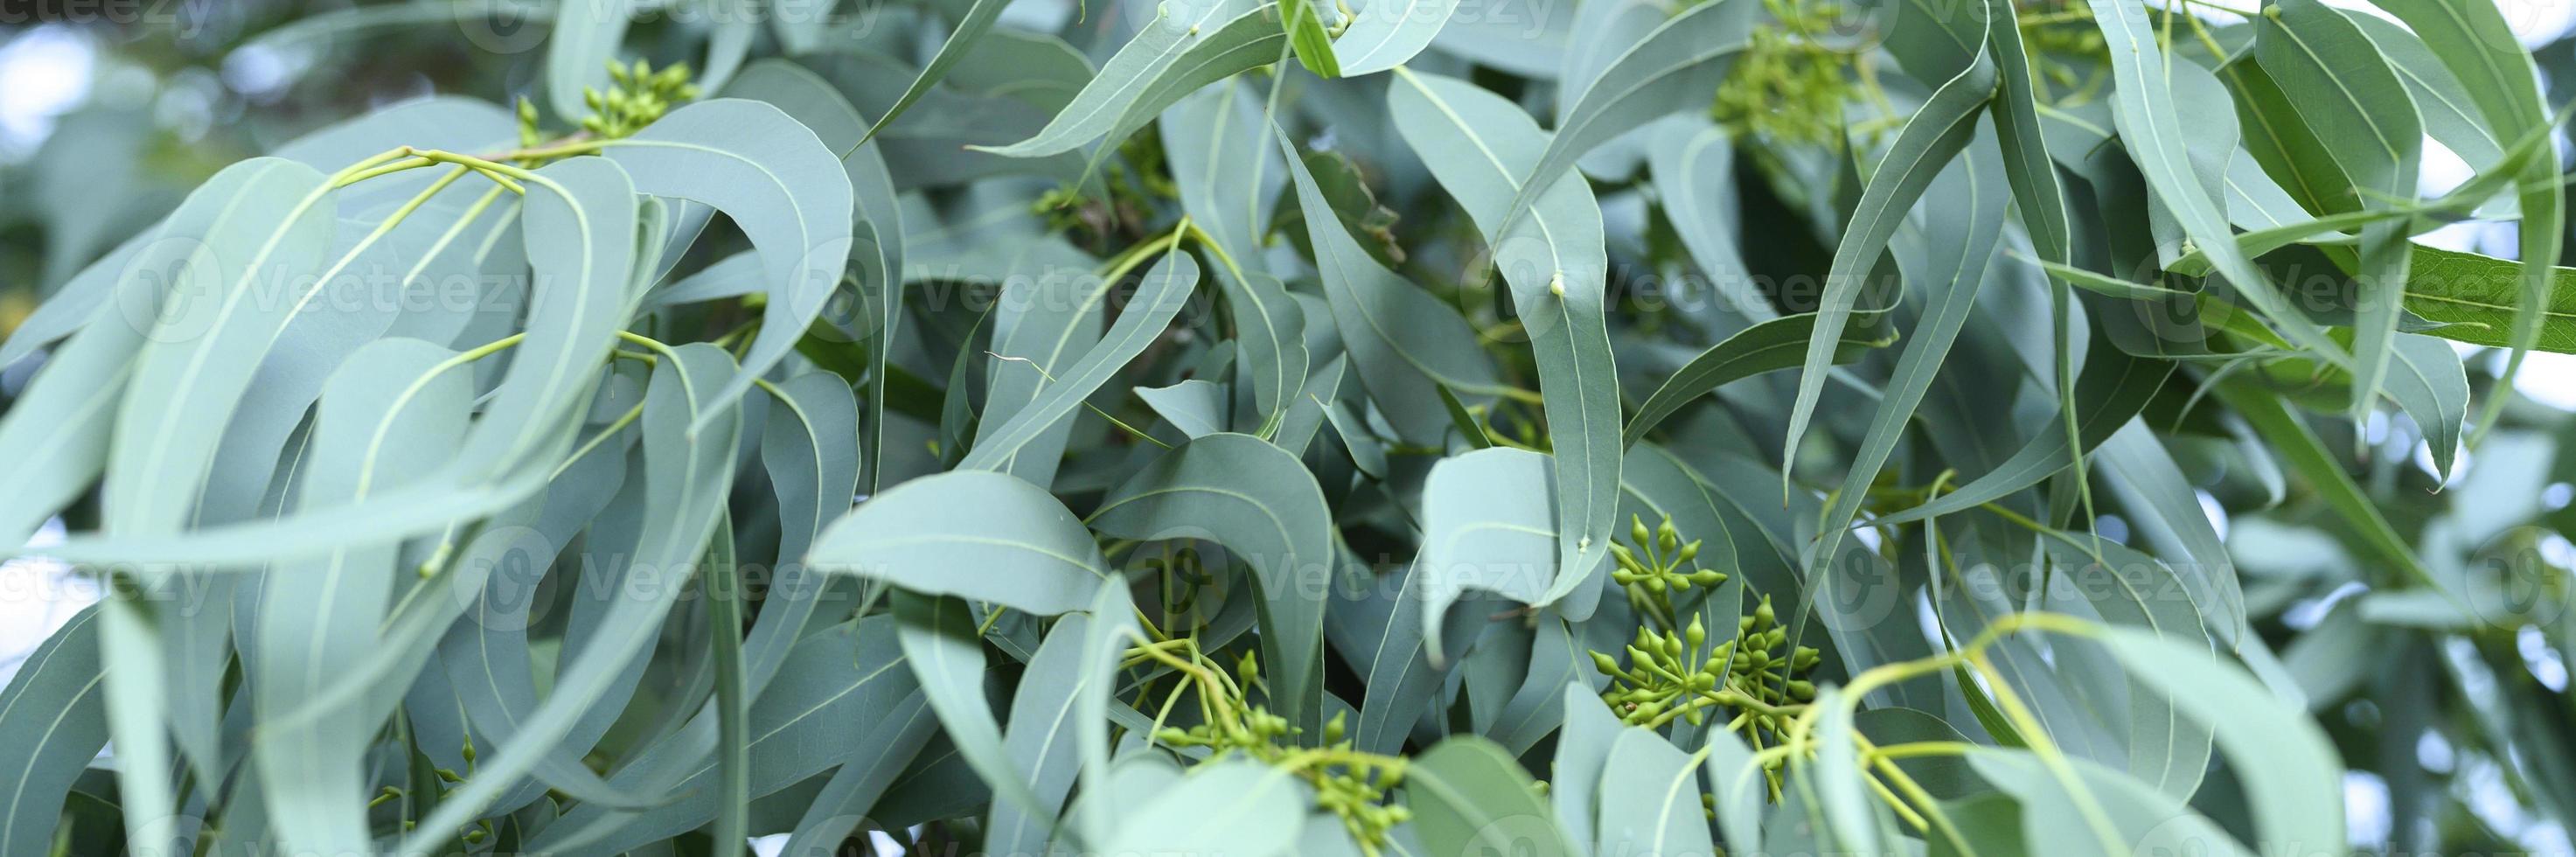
left=1781, top=16, right=1995, bottom=493
left=400, top=342, right=742, bottom=852
left=2254, top=0, right=2422, bottom=420
left=1625, top=313, right=1889, bottom=449
left=1089, top=433, right=1333, bottom=729
left=601, top=99, right=856, bottom=427
left=1404, top=735, right=1578, bottom=857
left=1389, top=67, right=1619, bottom=617
left=960, top=251, right=1201, bottom=471
left=807, top=470, right=1114, bottom=615
left=1872, top=343, right=2176, bottom=527
left=1500, top=0, right=1765, bottom=227
left=1416, top=448, right=1556, bottom=659
left=974, top=0, right=1283, bottom=158
left=1279, top=128, right=1505, bottom=444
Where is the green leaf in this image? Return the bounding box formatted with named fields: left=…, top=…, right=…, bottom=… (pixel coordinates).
left=717, top=60, right=908, bottom=485
left=1807, top=129, right=2009, bottom=580
left=1162, top=81, right=1306, bottom=430
left=1646, top=117, right=1766, bottom=318
left=860, top=0, right=1016, bottom=144
left=1094, top=759, right=1307, bottom=857
left=1089, top=433, right=1333, bottom=729
left=1416, top=448, right=1556, bottom=659
left=1404, top=735, right=1577, bottom=857
left=1278, top=126, right=1504, bottom=444
left=0, top=609, right=106, bottom=857
left=1487, top=618, right=1592, bottom=754
left=1781, top=16, right=1994, bottom=493
left=706, top=514, right=749, bottom=857
left=1332, top=0, right=1455, bottom=75
left=1871, top=342, right=2175, bottom=528
left=1278, top=0, right=1342, bottom=77
left=1595, top=726, right=1715, bottom=857
left=454, top=152, right=642, bottom=481
left=545, top=0, right=631, bottom=118
left=1549, top=682, right=1621, bottom=847
left=779, top=693, right=938, bottom=854
left=1500, top=0, right=1764, bottom=228
left=2254, top=0, right=2422, bottom=420
left=971, top=252, right=1110, bottom=484
left=750, top=372, right=862, bottom=692
left=2098, top=625, right=2346, bottom=854
left=807, top=470, right=1114, bottom=615
left=1389, top=67, right=1619, bottom=617
left=959, top=250, right=1200, bottom=471
left=1353, top=559, right=1479, bottom=756
left=892, top=593, right=1055, bottom=831
left=1625, top=313, right=1889, bottom=449
left=2093, top=423, right=2251, bottom=649
left=2366, top=0, right=2564, bottom=435
left=101, top=157, right=334, bottom=539
left=2088, top=0, right=2345, bottom=367
left=601, top=99, right=856, bottom=428
left=974, top=0, right=1283, bottom=158
left=1138, top=379, right=1229, bottom=437
left=0, top=159, right=308, bottom=545
left=254, top=338, right=477, bottom=854
left=2398, top=244, right=2576, bottom=353
left=987, top=591, right=1142, bottom=855
left=400, top=342, right=742, bottom=852
left=2210, top=375, right=2432, bottom=585
left=1436, top=382, right=1497, bottom=449
left=2383, top=333, right=2468, bottom=479
left=529, top=616, right=922, bottom=854
left=1967, top=749, right=2252, bottom=857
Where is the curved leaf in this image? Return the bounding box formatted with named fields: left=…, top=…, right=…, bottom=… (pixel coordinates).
left=807, top=470, right=1113, bottom=615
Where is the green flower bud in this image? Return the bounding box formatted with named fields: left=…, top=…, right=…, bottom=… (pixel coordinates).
left=1611, top=542, right=1641, bottom=572
left=1692, top=568, right=1725, bottom=586
left=1655, top=517, right=1679, bottom=552
left=1591, top=651, right=1623, bottom=676
left=1686, top=616, right=1707, bottom=651
left=1676, top=540, right=1701, bottom=562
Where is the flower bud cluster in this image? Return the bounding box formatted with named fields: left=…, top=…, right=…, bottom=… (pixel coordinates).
left=581, top=59, right=701, bottom=139
left=1147, top=652, right=1410, bottom=855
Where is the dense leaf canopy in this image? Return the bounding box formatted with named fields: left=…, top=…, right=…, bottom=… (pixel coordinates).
left=0, top=0, right=2573, bottom=854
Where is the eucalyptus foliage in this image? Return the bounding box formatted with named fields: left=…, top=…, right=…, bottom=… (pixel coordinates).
left=5, top=0, right=2576, bottom=854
